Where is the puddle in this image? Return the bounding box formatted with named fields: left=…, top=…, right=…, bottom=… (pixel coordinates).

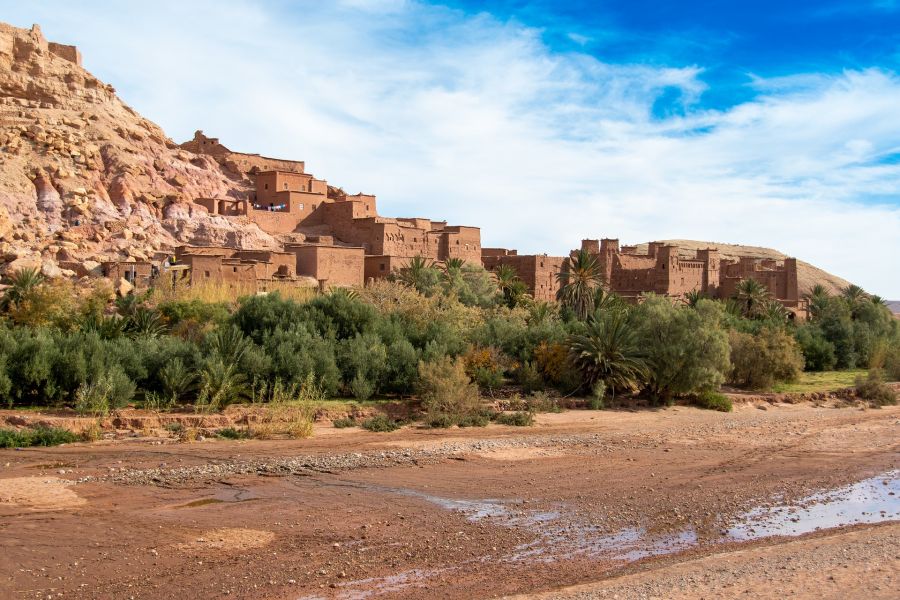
left=176, top=498, right=226, bottom=508
left=311, top=471, right=900, bottom=598
left=727, top=470, right=900, bottom=540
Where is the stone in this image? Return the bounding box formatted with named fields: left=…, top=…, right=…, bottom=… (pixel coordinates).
left=115, top=277, right=134, bottom=296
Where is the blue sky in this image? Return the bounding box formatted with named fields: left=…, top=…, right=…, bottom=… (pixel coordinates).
left=4, top=1, right=900, bottom=294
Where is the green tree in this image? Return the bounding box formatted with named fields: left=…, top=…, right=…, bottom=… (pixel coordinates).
left=568, top=310, right=648, bottom=398
left=632, top=297, right=730, bottom=404
left=734, top=278, right=770, bottom=319
left=0, top=267, right=45, bottom=311
left=557, top=250, right=604, bottom=321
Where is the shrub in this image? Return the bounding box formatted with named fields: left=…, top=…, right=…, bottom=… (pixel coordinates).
left=74, top=369, right=135, bottom=417
left=217, top=427, right=251, bottom=440
left=360, top=414, right=401, bottom=432
left=795, top=324, right=837, bottom=371
left=855, top=369, right=897, bottom=407
left=416, top=356, right=483, bottom=424
left=568, top=310, right=648, bottom=398
left=332, top=417, right=357, bottom=428
left=526, top=390, right=561, bottom=413
left=0, top=426, right=79, bottom=448
left=515, top=360, right=544, bottom=393
left=693, top=390, right=733, bottom=412
left=728, top=328, right=804, bottom=390
left=196, top=359, right=248, bottom=412
left=884, top=346, right=900, bottom=381
left=455, top=409, right=493, bottom=427
left=349, top=373, right=376, bottom=401
left=632, top=297, right=731, bottom=404
left=494, top=411, right=534, bottom=426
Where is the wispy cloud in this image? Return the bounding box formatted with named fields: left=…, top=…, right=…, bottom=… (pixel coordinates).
left=5, top=0, right=900, bottom=294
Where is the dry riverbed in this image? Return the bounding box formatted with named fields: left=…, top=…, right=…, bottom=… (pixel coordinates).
left=1, top=402, right=898, bottom=599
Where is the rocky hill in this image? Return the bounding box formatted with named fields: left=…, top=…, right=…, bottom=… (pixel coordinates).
left=633, top=240, right=851, bottom=296
left=0, top=21, right=859, bottom=293
left=0, top=22, right=275, bottom=277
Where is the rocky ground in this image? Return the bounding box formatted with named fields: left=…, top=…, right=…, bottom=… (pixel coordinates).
left=1, top=402, right=897, bottom=599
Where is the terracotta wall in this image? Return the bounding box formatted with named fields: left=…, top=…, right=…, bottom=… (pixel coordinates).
left=291, top=245, right=364, bottom=288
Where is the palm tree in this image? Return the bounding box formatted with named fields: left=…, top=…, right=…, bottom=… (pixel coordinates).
left=683, top=289, right=706, bottom=308
left=124, top=307, right=167, bottom=337
left=840, top=284, right=867, bottom=304
left=734, top=278, right=770, bottom=318
left=805, top=284, right=830, bottom=321
left=0, top=267, right=45, bottom=310
left=206, top=325, right=251, bottom=365
left=557, top=250, right=605, bottom=320
left=494, top=264, right=527, bottom=307
left=568, top=310, right=648, bottom=399
left=442, top=258, right=465, bottom=281
left=869, top=295, right=887, bottom=306
left=761, top=299, right=790, bottom=324
left=397, top=256, right=436, bottom=293
left=527, top=301, right=554, bottom=325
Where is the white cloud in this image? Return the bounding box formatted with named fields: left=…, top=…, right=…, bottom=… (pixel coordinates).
left=6, top=0, right=900, bottom=295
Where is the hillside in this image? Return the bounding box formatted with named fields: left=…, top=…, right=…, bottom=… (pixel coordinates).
left=0, top=21, right=858, bottom=293
left=632, top=240, right=851, bottom=296
left=0, top=23, right=273, bottom=277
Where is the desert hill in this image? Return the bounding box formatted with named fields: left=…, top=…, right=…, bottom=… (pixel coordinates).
left=0, top=22, right=275, bottom=277
left=0, top=21, right=858, bottom=294
left=633, top=240, right=851, bottom=296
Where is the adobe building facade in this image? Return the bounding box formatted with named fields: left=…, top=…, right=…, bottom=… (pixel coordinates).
left=482, top=249, right=567, bottom=303
left=578, top=238, right=806, bottom=318
left=189, top=135, right=481, bottom=286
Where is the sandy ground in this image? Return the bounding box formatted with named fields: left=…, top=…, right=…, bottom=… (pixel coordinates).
left=0, top=402, right=898, bottom=599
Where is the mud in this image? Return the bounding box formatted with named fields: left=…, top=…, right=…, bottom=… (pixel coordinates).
left=0, top=403, right=897, bottom=599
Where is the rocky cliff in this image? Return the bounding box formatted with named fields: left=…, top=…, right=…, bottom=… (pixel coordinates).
left=0, top=22, right=276, bottom=277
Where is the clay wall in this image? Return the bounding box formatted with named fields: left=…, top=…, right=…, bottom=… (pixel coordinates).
left=289, top=244, right=364, bottom=288
left=364, top=255, right=411, bottom=281
left=490, top=255, right=566, bottom=303
left=180, top=131, right=305, bottom=174
left=47, top=42, right=81, bottom=66
left=102, top=261, right=154, bottom=288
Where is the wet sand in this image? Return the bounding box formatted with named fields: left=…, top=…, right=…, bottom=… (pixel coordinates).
left=1, top=403, right=898, bottom=599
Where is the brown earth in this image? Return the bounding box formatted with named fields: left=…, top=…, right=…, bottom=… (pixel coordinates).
left=1, top=402, right=897, bottom=599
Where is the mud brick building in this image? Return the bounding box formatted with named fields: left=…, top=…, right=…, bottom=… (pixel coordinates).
left=578, top=238, right=806, bottom=318
left=189, top=133, right=481, bottom=285
left=481, top=249, right=567, bottom=303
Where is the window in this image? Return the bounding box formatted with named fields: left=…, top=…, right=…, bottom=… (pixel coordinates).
left=299, top=203, right=304, bottom=210
left=380, top=263, right=386, bottom=271
left=264, top=183, right=268, bottom=190
left=204, top=271, right=210, bottom=277
left=284, top=183, right=288, bottom=190
left=233, top=267, right=237, bottom=272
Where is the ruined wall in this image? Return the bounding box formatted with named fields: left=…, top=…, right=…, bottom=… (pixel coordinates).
left=482, top=253, right=565, bottom=303
left=180, top=131, right=305, bottom=175
left=47, top=42, right=81, bottom=66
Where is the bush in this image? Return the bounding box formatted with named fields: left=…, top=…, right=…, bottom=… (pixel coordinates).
left=589, top=381, right=606, bottom=410
left=348, top=373, right=376, bottom=401
left=0, top=426, right=79, bottom=448
left=216, top=427, right=251, bottom=440
left=526, top=390, right=561, bottom=413
left=693, top=390, right=733, bottom=412
left=728, top=328, right=804, bottom=390
left=855, top=369, right=897, bottom=406
left=416, top=356, right=483, bottom=424
left=795, top=325, right=837, bottom=371
left=360, top=414, right=401, bottom=432
left=632, top=297, right=731, bottom=404
left=494, top=411, right=534, bottom=426
left=332, top=417, right=357, bottom=428
left=884, top=347, right=900, bottom=381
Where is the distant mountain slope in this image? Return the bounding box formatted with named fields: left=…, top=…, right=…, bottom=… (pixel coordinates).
left=887, top=301, right=900, bottom=315
left=632, top=239, right=852, bottom=296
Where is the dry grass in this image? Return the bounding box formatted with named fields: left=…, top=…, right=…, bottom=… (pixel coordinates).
left=149, top=280, right=317, bottom=305
left=250, top=403, right=315, bottom=439
left=773, top=370, right=868, bottom=393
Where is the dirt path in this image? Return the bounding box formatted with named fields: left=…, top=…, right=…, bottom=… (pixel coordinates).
left=1, top=403, right=898, bottom=599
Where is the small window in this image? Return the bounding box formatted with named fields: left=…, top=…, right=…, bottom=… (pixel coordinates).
left=299, top=203, right=304, bottom=210
left=204, top=270, right=210, bottom=277
left=284, top=183, right=288, bottom=190
left=264, top=183, right=268, bottom=190
left=379, top=263, right=386, bottom=271
left=233, top=267, right=237, bottom=272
